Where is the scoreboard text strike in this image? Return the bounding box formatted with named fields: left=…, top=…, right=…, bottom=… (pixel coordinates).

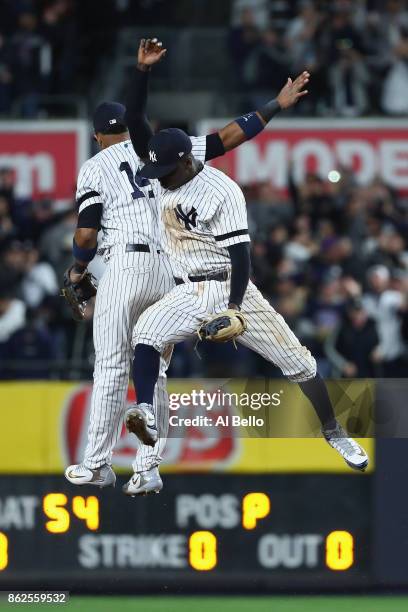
left=0, top=474, right=370, bottom=590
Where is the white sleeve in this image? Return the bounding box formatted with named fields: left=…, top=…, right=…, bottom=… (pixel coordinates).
left=76, top=160, right=102, bottom=213
left=384, top=291, right=404, bottom=311
left=206, top=182, right=250, bottom=248
left=0, top=300, right=26, bottom=342
left=190, top=135, right=207, bottom=163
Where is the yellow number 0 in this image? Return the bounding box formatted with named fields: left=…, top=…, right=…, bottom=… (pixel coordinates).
left=0, top=532, right=8, bottom=570
left=326, top=530, right=354, bottom=571
left=189, top=531, right=217, bottom=571
left=43, top=493, right=70, bottom=533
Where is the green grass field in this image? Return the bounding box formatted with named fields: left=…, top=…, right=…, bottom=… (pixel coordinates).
left=1, top=596, right=408, bottom=612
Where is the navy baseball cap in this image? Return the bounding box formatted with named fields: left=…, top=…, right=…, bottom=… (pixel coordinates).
left=139, top=128, right=192, bottom=179
left=93, top=102, right=127, bottom=134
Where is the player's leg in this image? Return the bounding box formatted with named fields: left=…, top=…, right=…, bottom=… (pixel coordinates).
left=125, top=282, right=212, bottom=443
left=65, top=255, right=167, bottom=486
left=65, top=265, right=130, bottom=485
left=122, top=283, right=211, bottom=495
left=237, top=282, right=368, bottom=470
left=123, top=347, right=173, bottom=496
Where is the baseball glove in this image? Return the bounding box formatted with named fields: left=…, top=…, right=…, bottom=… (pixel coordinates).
left=61, top=267, right=97, bottom=322
left=197, top=309, right=247, bottom=343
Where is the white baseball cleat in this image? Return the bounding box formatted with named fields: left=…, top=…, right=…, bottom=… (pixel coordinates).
left=64, top=463, right=116, bottom=488
left=125, top=403, right=158, bottom=447
left=122, top=466, right=163, bottom=497
left=323, top=422, right=369, bottom=471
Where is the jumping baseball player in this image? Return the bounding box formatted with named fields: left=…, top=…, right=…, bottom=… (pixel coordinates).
left=64, top=38, right=310, bottom=493
left=124, top=128, right=368, bottom=496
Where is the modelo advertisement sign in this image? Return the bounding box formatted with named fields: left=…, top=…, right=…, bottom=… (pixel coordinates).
left=198, top=119, right=408, bottom=192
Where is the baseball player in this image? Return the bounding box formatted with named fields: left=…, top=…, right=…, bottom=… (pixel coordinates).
left=64, top=38, right=309, bottom=493
left=124, top=128, right=368, bottom=495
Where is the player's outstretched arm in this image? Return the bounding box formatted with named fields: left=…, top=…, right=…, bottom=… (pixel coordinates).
left=126, top=38, right=166, bottom=161
left=205, top=71, right=310, bottom=160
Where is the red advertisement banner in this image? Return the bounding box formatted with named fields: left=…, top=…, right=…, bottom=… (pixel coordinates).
left=0, top=120, right=89, bottom=201
left=198, top=119, right=408, bottom=192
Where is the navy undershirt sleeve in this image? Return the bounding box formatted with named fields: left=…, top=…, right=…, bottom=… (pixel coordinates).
left=227, top=242, right=251, bottom=307
left=205, top=133, right=225, bottom=161
left=125, top=69, right=154, bottom=161
left=77, top=203, right=102, bottom=230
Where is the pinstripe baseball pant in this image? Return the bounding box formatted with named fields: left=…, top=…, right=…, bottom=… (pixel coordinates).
left=83, top=246, right=174, bottom=470
left=132, top=278, right=317, bottom=383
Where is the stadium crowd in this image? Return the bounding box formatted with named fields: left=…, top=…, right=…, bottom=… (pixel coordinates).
left=230, top=0, right=408, bottom=116
left=0, top=0, right=407, bottom=380
left=0, top=161, right=406, bottom=380
left=2, top=0, right=408, bottom=118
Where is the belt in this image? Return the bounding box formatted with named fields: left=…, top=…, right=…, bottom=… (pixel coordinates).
left=125, top=243, right=160, bottom=254
left=174, top=270, right=229, bottom=285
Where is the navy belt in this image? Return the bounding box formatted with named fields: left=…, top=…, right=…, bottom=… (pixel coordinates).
left=125, top=243, right=160, bottom=254
left=174, top=270, right=229, bottom=285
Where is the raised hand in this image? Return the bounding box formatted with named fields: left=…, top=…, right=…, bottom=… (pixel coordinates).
left=137, top=37, right=167, bottom=70
left=277, top=71, right=310, bottom=109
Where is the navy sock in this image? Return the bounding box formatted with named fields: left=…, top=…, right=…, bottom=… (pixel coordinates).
left=299, top=373, right=337, bottom=430
left=132, top=344, right=161, bottom=405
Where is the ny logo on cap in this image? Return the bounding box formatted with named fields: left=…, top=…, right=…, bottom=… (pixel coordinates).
left=149, top=150, right=157, bottom=163
left=109, top=119, right=117, bottom=125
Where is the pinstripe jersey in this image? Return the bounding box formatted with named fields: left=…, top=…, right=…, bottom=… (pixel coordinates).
left=75, top=136, right=207, bottom=250
left=156, top=165, right=250, bottom=277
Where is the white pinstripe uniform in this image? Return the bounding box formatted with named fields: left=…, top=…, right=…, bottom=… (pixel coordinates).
left=132, top=164, right=317, bottom=428
left=76, top=136, right=207, bottom=473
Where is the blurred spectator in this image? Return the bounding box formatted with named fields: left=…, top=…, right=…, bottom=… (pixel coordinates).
left=231, top=0, right=270, bottom=29
left=285, top=1, right=322, bottom=73
left=4, top=309, right=57, bottom=379
left=2, top=240, right=58, bottom=308
left=9, top=10, right=51, bottom=117
left=325, top=6, right=370, bottom=116
left=244, top=27, right=289, bottom=101
left=370, top=0, right=408, bottom=63
left=29, top=198, right=60, bottom=242
left=285, top=216, right=318, bottom=264
left=382, top=26, right=408, bottom=114
left=39, top=207, right=77, bottom=279
left=229, top=7, right=260, bottom=85
left=325, top=298, right=379, bottom=377
left=295, top=174, right=335, bottom=225
left=0, top=268, right=25, bottom=345
left=362, top=265, right=407, bottom=376
left=20, top=243, right=58, bottom=308
left=251, top=239, right=275, bottom=296
left=40, top=0, right=77, bottom=94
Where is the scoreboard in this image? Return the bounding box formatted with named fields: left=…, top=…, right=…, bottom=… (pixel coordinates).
left=0, top=474, right=371, bottom=591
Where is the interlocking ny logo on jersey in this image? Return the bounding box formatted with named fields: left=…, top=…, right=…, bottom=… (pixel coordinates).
left=149, top=150, right=157, bottom=163
left=175, top=204, right=197, bottom=230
